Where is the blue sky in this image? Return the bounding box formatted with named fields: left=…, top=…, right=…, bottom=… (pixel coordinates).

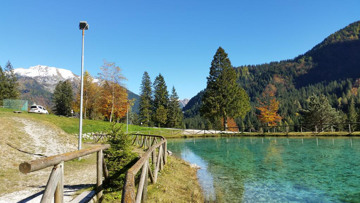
left=1, top=0, right=360, bottom=99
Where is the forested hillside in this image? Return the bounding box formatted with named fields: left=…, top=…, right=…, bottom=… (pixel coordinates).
left=184, top=21, right=360, bottom=130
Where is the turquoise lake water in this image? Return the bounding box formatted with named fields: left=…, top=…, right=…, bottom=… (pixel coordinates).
left=168, top=137, right=360, bottom=202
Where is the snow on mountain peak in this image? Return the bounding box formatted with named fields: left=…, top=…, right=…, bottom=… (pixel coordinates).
left=14, top=65, right=78, bottom=80
left=14, top=65, right=80, bottom=93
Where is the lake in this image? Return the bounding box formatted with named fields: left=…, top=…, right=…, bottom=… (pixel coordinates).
left=168, top=137, right=360, bottom=202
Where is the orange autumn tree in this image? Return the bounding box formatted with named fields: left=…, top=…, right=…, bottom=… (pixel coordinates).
left=97, top=61, right=128, bottom=122
left=221, top=117, right=239, bottom=132
left=99, top=81, right=128, bottom=121
left=256, top=84, right=282, bottom=126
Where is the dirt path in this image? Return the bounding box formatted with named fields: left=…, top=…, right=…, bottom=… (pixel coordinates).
left=0, top=117, right=97, bottom=202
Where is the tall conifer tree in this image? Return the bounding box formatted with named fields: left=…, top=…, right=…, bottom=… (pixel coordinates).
left=168, top=86, right=183, bottom=128
left=153, top=74, right=169, bottom=127
left=139, top=71, right=152, bottom=126
left=0, top=66, right=6, bottom=105
left=348, top=97, right=357, bottom=130
left=4, top=61, right=19, bottom=99
left=53, top=80, right=74, bottom=116
left=0, top=61, right=19, bottom=105
left=200, top=47, right=250, bottom=130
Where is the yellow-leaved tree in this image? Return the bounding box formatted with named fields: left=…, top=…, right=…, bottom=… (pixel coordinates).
left=97, top=61, right=128, bottom=122
left=73, top=71, right=100, bottom=119
left=256, top=84, right=282, bottom=126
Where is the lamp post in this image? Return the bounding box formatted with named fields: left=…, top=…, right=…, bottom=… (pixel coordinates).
left=78, top=21, right=89, bottom=151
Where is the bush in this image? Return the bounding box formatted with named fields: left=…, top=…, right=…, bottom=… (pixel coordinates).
left=104, top=123, right=138, bottom=197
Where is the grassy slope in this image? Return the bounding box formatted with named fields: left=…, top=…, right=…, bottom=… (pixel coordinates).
left=146, top=156, right=204, bottom=203
left=0, top=108, right=99, bottom=196
left=0, top=108, right=180, bottom=136
left=1, top=108, right=202, bottom=202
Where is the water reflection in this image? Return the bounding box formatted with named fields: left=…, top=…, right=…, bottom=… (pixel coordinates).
left=180, top=147, right=216, bottom=201
left=169, top=137, right=360, bottom=202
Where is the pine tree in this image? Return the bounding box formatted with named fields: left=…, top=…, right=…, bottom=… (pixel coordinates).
left=348, top=97, right=357, bottom=130
left=139, top=72, right=152, bottom=126
left=200, top=47, right=251, bottom=130
left=167, top=86, right=183, bottom=128
left=53, top=80, right=74, bottom=116
left=154, top=105, right=168, bottom=127
left=152, top=74, right=169, bottom=127
left=0, top=66, right=6, bottom=105
left=301, top=94, right=340, bottom=130
left=4, top=61, right=19, bottom=99
left=0, top=61, right=19, bottom=105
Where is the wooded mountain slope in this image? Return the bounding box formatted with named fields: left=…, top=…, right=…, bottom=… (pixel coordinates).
left=184, top=21, right=360, bottom=129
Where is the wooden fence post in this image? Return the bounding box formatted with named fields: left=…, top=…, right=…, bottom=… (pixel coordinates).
left=135, top=160, right=148, bottom=203
left=97, top=150, right=103, bottom=200
left=163, top=142, right=167, bottom=165
left=142, top=159, right=149, bottom=202
left=54, top=161, right=64, bottom=203
left=41, top=163, right=62, bottom=203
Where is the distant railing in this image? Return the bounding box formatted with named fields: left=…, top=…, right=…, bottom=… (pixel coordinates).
left=122, top=134, right=167, bottom=203
left=228, top=122, right=360, bottom=134
left=19, top=144, right=110, bottom=203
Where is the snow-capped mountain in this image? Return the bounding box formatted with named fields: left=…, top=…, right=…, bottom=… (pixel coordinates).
left=14, top=65, right=140, bottom=112
left=179, top=98, right=189, bottom=108
left=14, top=65, right=79, bottom=93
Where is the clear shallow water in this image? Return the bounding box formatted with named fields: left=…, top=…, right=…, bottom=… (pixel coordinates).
left=168, top=137, right=360, bottom=202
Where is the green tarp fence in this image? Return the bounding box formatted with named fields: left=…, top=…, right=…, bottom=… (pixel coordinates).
left=3, top=99, right=28, bottom=111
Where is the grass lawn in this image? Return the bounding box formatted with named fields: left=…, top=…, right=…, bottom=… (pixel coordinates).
left=0, top=108, right=181, bottom=136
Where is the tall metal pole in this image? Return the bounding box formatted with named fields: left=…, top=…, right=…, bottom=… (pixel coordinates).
left=78, top=29, right=85, bottom=151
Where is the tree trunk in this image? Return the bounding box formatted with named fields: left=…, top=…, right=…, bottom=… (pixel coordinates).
left=223, top=115, right=228, bottom=131
left=84, top=99, right=87, bottom=119
left=110, top=85, right=115, bottom=123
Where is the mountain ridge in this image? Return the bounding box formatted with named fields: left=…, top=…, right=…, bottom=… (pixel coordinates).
left=14, top=65, right=140, bottom=112
left=184, top=20, right=360, bottom=129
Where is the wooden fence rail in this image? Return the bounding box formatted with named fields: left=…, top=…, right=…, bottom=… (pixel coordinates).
left=19, top=144, right=110, bottom=203
left=122, top=134, right=167, bottom=203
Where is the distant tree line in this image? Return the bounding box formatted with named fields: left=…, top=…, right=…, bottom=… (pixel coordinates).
left=138, top=72, right=183, bottom=128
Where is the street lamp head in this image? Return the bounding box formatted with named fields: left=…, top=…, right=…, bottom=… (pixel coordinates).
left=79, top=21, right=89, bottom=30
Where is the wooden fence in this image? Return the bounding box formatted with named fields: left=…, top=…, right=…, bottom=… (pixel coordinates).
left=18, top=144, right=110, bottom=203
left=122, top=134, right=167, bottom=203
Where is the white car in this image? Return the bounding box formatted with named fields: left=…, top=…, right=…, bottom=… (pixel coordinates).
left=29, top=105, right=49, bottom=114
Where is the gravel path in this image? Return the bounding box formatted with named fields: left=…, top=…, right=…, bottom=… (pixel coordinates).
left=0, top=117, right=96, bottom=203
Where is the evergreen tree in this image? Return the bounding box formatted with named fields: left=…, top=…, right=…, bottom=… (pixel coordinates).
left=348, top=97, right=357, bottom=130
left=301, top=94, right=341, bottom=130
left=139, top=72, right=152, bottom=126
left=53, top=80, right=74, bottom=116
left=104, top=123, right=137, bottom=190
left=154, top=105, right=168, bottom=127
left=0, top=66, right=6, bottom=105
left=152, top=74, right=169, bottom=126
left=4, top=61, right=19, bottom=99
left=167, top=86, right=183, bottom=128
left=0, top=61, right=19, bottom=105
left=200, top=47, right=251, bottom=130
